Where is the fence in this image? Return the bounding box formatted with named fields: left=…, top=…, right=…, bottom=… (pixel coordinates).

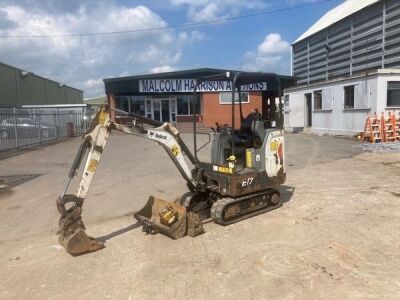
left=0, top=107, right=92, bottom=159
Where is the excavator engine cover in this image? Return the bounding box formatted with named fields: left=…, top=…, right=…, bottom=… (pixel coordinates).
left=134, top=196, right=203, bottom=239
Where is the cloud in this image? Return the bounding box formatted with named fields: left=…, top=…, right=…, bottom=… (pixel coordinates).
left=242, top=33, right=291, bottom=74
left=190, top=31, right=206, bottom=42
left=178, top=30, right=206, bottom=43
left=0, top=0, right=99, bottom=15
left=150, top=65, right=177, bottom=73
left=82, top=79, right=104, bottom=97
left=172, top=0, right=325, bottom=23
left=170, top=0, right=266, bottom=22
left=0, top=2, right=204, bottom=97
left=0, top=10, right=17, bottom=30
left=257, top=33, right=291, bottom=55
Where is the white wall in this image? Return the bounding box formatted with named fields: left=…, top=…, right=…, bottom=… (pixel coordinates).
left=284, top=73, right=400, bottom=136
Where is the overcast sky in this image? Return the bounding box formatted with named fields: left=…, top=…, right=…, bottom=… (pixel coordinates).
left=0, top=0, right=341, bottom=97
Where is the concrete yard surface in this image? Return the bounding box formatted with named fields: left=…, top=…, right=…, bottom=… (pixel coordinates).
left=0, top=133, right=399, bottom=299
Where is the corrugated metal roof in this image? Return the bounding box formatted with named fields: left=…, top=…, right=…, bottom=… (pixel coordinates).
left=293, top=0, right=381, bottom=44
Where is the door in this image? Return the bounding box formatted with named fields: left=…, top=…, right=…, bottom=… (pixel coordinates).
left=146, top=98, right=173, bottom=122
left=287, top=93, right=305, bottom=128
left=145, top=99, right=152, bottom=119
left=161, top=100, right=170, bottom=122
left=305, top=93, right=312, bottom=127
left=152, top=100, right=161, bottom=122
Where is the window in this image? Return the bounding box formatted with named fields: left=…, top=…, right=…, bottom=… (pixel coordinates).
left=387, top=82, right=400, bottom=107
left=344, top=85, right=355, bottom=108
left=116, top=96, right=129, bottom=111
left=313, top=90, right=322, bottom=110
left=195, top=95, right=202, bottom=114
left=116, top=96, right=145, bottom=115
left=177, top=95, right=190, bottom=115
left=219, top=92, right=249, bottom=104
left=130, top=96, right=145, bottom=116
left=177, top=95, right=201, bottom=115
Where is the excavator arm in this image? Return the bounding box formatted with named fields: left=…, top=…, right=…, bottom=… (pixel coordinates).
left=57, top=105, right=201, bottom=255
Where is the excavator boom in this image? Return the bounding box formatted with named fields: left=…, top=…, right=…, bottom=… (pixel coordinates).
left=57, top=105, right=202, bottom=255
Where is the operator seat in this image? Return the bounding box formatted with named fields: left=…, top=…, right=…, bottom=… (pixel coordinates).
left=251, top=120, right=266, bottom=148
left=232, top=111, right=264, bottom=148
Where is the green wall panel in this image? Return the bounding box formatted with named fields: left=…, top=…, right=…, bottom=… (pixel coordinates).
left=0, top=63, right=83, bottom=106
left=0, top=64, right=18, bottom=106
left=19, top=75, right=47, bottom=105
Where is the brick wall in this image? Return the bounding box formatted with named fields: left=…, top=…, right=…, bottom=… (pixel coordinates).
left=177, top=115, right=203, bottom=122
left=107, top=91, right=264, bottom=128
left=202, top=92, right=262, bottom=128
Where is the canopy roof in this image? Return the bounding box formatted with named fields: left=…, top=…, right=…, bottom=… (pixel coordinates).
left=197, top=71, right=281, bottom=87
left=104, top=68, right=295, bottom=95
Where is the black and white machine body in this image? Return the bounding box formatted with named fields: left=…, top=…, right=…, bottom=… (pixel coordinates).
left=57, top=71, right=286, bottom=255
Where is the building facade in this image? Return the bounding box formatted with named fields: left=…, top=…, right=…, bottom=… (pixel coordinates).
left=104, top=69, right=294, bottom=129
left=285, top=0, right=400, bottom=135
left=0, top=62, right=83, bottom=107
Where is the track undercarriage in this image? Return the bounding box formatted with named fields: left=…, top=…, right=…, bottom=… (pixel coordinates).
left=210, top=189, right=281, bottom=225
left=133, top=188, right=281, bottom=239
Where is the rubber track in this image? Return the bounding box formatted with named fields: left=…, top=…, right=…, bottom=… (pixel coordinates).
left=211, top=189, right=281, bottom=226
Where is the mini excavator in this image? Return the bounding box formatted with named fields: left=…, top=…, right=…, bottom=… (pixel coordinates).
left=57, top=71, right=286, bottom=255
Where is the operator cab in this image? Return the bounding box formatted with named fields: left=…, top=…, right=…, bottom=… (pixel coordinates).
left=210, top=111, right=277, bottom=170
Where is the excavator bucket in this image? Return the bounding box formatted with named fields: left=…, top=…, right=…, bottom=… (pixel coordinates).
left=134, top=196, right=204, bottom=239
left=57, top=195, right=105, bottom=256
left=59, top=226, right=105, bottom=256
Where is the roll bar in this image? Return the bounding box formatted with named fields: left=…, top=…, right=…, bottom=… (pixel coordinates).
left=192, top=71, right=282, bottom=161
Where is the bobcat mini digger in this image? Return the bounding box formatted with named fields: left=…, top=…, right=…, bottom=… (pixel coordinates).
left=57, top=71, right=286, bottom=255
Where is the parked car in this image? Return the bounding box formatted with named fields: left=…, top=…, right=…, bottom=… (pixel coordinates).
left=0, top=117, right=57, bottom=140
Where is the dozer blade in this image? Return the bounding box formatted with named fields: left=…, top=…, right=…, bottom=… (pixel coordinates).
left=57, top=195, right=105, bottom=256
left=134, top=196, right=204, bottom=239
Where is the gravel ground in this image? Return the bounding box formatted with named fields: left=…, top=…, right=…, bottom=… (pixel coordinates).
left=355, top=141, right=400, bottom=153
